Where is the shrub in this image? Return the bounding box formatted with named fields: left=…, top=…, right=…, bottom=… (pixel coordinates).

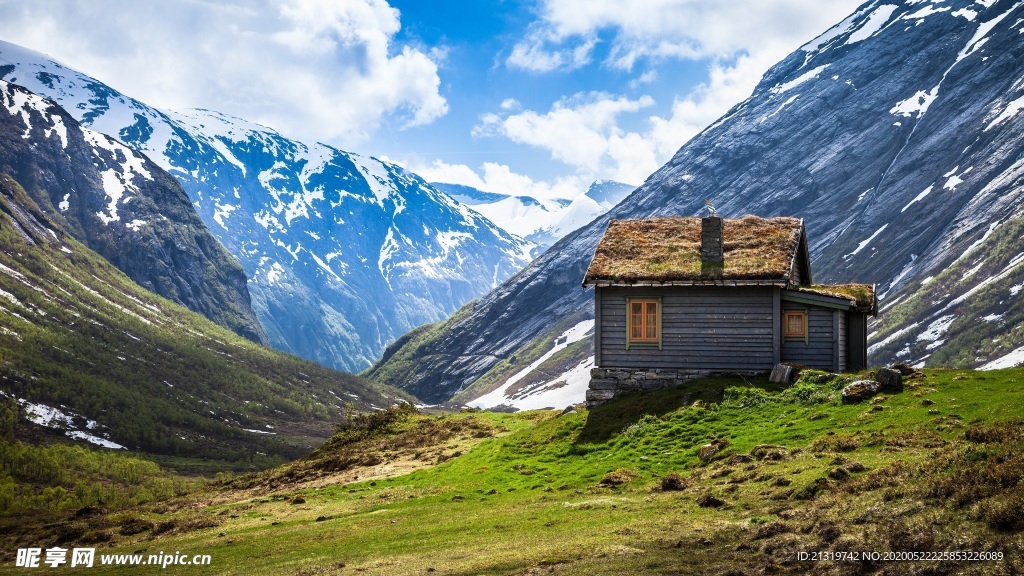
left=333, top=402, right=418, bottom=444
left=722, top=387, right=773, bottom=408
left=982, top=489, right=1024, bottom=531
left=621, top=414, right=660, bottom=439
left=599, top=468, right=636, bottom=486
left=660, top=473, right=687, bottom=491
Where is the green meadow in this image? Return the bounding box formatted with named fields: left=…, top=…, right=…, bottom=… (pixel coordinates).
left=3, top=368, right=1024, bottom=575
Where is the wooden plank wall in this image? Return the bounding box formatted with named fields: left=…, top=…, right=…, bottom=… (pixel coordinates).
left=598, top=286, right=774, bottom=371
left=780, top=302, right=836, bottom=370
left=838, top=311, right=847, bottom=372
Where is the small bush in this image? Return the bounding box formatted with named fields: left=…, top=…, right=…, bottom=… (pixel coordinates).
left=118, top=517, right=154, bottom=535
left=696, top=493, right=725, bottom=508
left=722, top=387, right=773, bottom=408
left=599, top=468, right=636, bottom=486
left=982, top=489, right=1024, bottom=531
left=660, top=473, right=686, bottom=491
left=793, top=478, right=829, bottom=500
left=621, top=414, right=659, bottom=439
left=335, top=402, right=418, bottom=436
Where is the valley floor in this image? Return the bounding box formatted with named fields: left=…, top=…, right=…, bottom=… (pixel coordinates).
left=3, top=368, right=1024, bottom=575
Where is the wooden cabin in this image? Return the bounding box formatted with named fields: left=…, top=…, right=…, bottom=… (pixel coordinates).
left=582, top=216, right=876, bottom=404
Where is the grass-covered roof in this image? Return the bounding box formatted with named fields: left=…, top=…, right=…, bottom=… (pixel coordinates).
left=583, top=216, right=803, bottom=285
left=796, top=284, right=877, bottom=314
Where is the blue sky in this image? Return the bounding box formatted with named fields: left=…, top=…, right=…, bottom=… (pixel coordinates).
left=0, top=0, right=861, bottom=200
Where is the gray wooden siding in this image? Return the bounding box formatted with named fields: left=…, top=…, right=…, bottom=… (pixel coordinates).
left=598, top=286, right=774, bottom=371
left=780, top=303, right=837, bottom=370
left=838, top=312, right=847, bottom=372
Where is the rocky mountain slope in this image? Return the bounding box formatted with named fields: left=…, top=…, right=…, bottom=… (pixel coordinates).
left=0, top=80, right=266, bottom=343
left=0, top=40, right=532, bottom=371
left=433, top=180, right=634, bottom=254
left=0, top=172, right=403, bottom=463
left=369, top=0, right=1024, bottom=405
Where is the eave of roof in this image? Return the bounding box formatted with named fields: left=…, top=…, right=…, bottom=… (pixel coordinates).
left=792, top=284, right=877, bottom=315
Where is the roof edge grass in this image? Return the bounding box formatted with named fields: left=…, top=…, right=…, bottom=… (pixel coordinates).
left=583, top=215, right=803, bottom=285
left=795, top=284, right=877, bottom=314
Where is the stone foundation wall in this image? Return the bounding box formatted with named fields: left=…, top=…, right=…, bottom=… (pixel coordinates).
left=586, top=368, right=699, bottom=405
left=586, top=367, right=767, bottom=405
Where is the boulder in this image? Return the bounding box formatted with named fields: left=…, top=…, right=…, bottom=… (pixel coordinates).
left=841, top=380, right=882, bottom=403
left=769, top=363, right=793, bottom=384
left=876, top=367, right=903, bottom=392
left=698, top=439, right=729, bottom=462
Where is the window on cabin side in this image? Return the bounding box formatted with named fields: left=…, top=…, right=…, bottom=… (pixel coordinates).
left=628, top=299, right=660, bottom=344
left=784, top=310, right=807, bottom=339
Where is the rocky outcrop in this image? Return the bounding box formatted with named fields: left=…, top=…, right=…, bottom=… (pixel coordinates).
left=876, top=367, right=904, bottom=392
left=0, top=81, right=267, bottom=343
left=841, top=380, right=882, bottom=403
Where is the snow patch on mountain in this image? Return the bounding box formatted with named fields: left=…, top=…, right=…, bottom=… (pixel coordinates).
left=980, top=345, right=1024, bottom=369
left=901, top=185, right=934, bottom=212
left=847, top=5, right=899, bottom=44
left=891, top=88, right=939, bottom=117
left=985, top=95, right=1024, bottom=130
left=468, top=319, right=593, bottom=410
left=771, top=65, right=829, bottom=95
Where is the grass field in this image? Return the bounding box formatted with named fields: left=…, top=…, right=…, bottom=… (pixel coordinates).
left=3, top=368, right=1024, bottom=575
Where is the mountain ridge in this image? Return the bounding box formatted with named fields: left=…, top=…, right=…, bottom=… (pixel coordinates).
left=0, top=40, right=532, bottom=371
left=369, top=0, right=1024, bottom=406
left=0, top=79, right=267, bottom=344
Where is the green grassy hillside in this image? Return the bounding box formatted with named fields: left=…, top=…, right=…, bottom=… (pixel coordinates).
left=869, top=215, right=1024, bottom=368
left=0, top=174, right=407, bottom=466
left=9, top=367, right=1023, bottom=575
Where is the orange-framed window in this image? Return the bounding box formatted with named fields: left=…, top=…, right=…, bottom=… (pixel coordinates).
left=628, top=299, right=660, bottom=345
left=784, top=310, right=807, bottom=339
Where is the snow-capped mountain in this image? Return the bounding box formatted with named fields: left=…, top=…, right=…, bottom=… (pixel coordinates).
left=432, top=180, right=634, bottom=255
left=0, top=80, right=266, bottom=344
left=369, top=0, right=1024, bottom=406
left=0, top=40, right=532, bottom=371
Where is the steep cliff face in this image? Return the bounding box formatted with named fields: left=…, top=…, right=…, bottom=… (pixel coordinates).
left=0, top=41, right=532, bottom=371
left=0, top=80, right=266, bottom=344
left=369, top=0, right=1024, bottom=404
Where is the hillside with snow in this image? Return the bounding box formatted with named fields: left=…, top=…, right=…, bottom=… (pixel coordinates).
left=0, top=80, right=266, bottom=343
left=0, top=40, right=532, bottom=371
left=369, top=0, right=1024, bottom=407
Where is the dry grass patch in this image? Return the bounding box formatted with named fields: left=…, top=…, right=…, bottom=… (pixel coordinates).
left=584, top=216, right=802, bottom=283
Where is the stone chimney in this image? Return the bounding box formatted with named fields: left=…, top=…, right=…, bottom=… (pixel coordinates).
left=700, top=216, right=724, bottom=264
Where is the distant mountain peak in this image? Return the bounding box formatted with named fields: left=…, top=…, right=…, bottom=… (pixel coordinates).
left=0, top=40, right=533, bottom=371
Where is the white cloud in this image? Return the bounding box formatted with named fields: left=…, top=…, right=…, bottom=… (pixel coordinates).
left=473, top=92, right=658, bottom=183
left=0, top=0, right=447, bottom=146
left=507, top=28, right=597, bottom=72
left=508, top=0, right=862, bottom=72
left=407, top=159, right=588, bottom=201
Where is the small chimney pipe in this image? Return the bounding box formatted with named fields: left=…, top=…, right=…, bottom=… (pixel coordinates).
left=701, top=216, right=724, bottom=264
